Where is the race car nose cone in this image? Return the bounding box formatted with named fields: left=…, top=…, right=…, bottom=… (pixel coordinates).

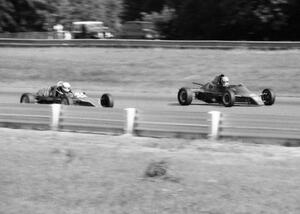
left=250, top=94, right=264, bottom=105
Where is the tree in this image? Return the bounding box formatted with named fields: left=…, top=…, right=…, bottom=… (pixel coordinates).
left=285, top=0, right=300, bottom=40
left=0, top=0, right=51, bottom=32
left=169, top=0, right=288, bottom=40
left=0, top=0, right=15, bottom=32
left=121, top=0, right=168, bottom=22
left=141, top=6, right=176, bottom=39
left=121, top=0, right=144, bottom=21
left=0, top=0, right=298, bottom=40
left=0, top=0, right=122, bottom=32
left=172, top=0, right=221, bottom=39
left=220, top=0, right=288, bottom=40
left=121, top=0, right=292, bottom=40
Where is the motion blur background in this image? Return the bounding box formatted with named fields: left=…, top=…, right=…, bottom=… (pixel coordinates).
left=0, top=0, right=300, bottom=40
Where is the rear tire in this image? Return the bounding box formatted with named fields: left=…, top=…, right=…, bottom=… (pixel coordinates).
left=178, top=87, right=193, bottom=105
left=222, top=89, right=235, bottom=107
left=20, top=93, right=36, bottom=104
left=262, top=88, right=276, bottom=105
left=101, top=93, right=114, bottom=108
left=61, top=96, right=73, bottom=105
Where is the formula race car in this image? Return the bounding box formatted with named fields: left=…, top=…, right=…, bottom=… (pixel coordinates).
left=177, top=81, right=275, bottom=107
left=20, top=87, right=114, bottom=108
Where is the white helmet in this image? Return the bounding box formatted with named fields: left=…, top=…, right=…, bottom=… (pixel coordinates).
left=221, top=76, right=229, bottom=87
left=62, top=82, right=71, bottom=93
left=56, top=81, right=63, bottom=87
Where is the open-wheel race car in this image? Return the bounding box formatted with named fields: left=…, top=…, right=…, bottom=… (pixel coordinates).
left=20, top=86, right=114, bottom=108
left=177, top=79, right=275, bottom=107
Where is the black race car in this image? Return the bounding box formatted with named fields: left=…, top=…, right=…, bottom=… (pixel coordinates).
left=20, top=86, right=113, bottom=108
left=177, top=81, right=275, bottom=107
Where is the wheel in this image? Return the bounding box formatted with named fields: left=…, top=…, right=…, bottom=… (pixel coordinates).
left=20, top=93, right=36, bottom=104
left=222, top=89, right=235, bottom=107
left=101, top=93, right=114, bottom=108
left=61, top=96, right=73, bottom=105
left=178, top=87, right=193, bottom=105
left=261, top=88, right=276, bottom=105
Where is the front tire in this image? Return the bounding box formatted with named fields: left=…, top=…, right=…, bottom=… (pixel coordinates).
left=101, top=93, right=114, bottom=108
left=178, top=87, right=193, bottom=105
left=222, top=89, right=235, bottom=107
left=20, top=93, right=36, bottom=104
left=262, top=88, right=276, bottom=105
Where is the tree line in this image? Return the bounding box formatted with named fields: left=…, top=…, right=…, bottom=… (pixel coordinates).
left=0, top=0, right=122, bottom=32
left=0, top=0, right=300, bottom=40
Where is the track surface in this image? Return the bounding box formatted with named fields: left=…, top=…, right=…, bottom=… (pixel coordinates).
left=1, top=89, right=300, bottom=117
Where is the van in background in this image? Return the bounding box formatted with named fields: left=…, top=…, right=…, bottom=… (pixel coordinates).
left=71, top=21, right=113, bottom=39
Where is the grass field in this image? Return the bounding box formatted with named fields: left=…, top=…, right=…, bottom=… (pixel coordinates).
left=0, top=128, right=300, bottom=214
left=0, top=48, right=299, bottom=95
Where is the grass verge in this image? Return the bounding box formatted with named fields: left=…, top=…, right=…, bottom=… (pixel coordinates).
left=1, top=128, right=300, bottom=214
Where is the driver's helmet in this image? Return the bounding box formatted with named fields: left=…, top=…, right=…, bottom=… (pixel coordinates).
left=56, top=81, right=63, bottom=87
left=221, top=76, right=229, bottom=87
left=61, top=82, right=71, bottom=93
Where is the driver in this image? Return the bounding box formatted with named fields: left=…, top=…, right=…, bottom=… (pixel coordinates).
left=212, top=74, right=229, bottom=88
left=56, top=81, right=72, bottom=95
left=37, top=81, right=72, bottom=97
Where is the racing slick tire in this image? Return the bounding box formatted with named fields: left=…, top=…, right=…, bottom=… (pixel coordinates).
left=101, top=93, right=114, bottom=108
left=262, top=88, right=276, bottom=105
left=222, top=89, right=235, bottom=107
left=61, top=96, right=74, bottom=105
left=178, top=87, right=193, bottom=105
left=20, top=93, right=36, bottom=104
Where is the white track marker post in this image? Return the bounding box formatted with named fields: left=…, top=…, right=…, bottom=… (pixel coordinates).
left=51, top=104, right=61, bottom=131
left=124, top=108, right=137, bottom=136
left=208, top=111, right=221, bottom=140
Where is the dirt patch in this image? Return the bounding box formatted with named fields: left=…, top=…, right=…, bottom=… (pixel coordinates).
left=145, top=160, right=168, bottom=178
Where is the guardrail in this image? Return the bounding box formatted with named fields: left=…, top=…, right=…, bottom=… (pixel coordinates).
left=1, top=39, right=300, bottom=49
left=135, top=109, right=209, bottom=138
left=0, top=104, right=51, bottom=130
left=59, top=105, right=125, bottom=135
left=0, top=103, right=299, bottom=142
left=220, top=113, right=300, bottom=140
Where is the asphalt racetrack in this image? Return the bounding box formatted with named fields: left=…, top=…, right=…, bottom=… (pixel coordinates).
left=1, top=88, right=300, bottom=117
left=1, top=48, right=299, bottom=117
